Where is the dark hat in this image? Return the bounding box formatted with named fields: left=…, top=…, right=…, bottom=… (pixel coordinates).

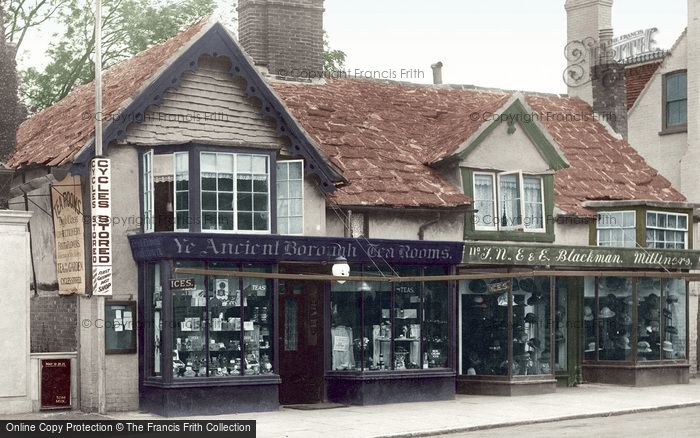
left=666, top=325, right=679, bottom=335
left=513, top=294, right=526, bottom=305
left=663, top=308, right=672, bottom=319
left=469, top=279, right=487, bottom=294
left=645, top=294, right=660, bottom=308
left=666, top=294, right=679, bottom=304
left=527, top=338, right=542, bottom=349
left=525, top=313, right=538, bottom=324
left=526, top=294, right=542, bottom=306
left=555, top=330, right=565, bottom=343
left=520, top=278, right=536, bottom=293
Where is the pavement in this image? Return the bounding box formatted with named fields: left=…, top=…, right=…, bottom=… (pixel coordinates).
left=5, top=379, right=700, bottom=438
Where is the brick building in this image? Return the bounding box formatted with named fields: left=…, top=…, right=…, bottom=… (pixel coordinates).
left=5, top=0, right=700, bottom=414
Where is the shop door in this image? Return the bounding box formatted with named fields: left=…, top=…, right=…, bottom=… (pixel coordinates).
left=279, top=280, right=325, bottom=405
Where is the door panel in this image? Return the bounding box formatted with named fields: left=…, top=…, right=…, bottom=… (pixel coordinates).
left=279, top=281, right=325, bottom=405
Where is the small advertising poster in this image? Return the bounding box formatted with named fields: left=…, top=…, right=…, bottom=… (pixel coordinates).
left=40, top=359, right=71, bottom=409
left=91, top=158, right=112, bottom=296
left=51, top=175, right=86, bottom=295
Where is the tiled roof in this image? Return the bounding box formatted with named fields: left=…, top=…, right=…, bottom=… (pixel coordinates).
left=625, top=61, right=663, bottom=110
left=8, top=19, right=686, bottom=214
left=271, top=79, right=509, bottom=208
left=7, top=18, right=210, bottom=168
left=525, top=94, right=684, bottom=217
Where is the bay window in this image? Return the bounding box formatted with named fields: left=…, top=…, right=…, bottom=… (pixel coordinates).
left=597, top=211, right=636, bottom=248
left=472, top=170, right=544, bottom=232
left=646, top=211, right=688, bottom=249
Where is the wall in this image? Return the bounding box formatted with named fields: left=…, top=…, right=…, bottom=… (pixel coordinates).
left=553, top=222, right=590, bottom=246
left=0, top=211, right=33, bottom=414
left=681, top=0, right=700, bottom=203
left=627, top=34, right=688, bottom=189
left=303, top=175, right=326, bottom=236
left=460, top=120, right=552, bottom=173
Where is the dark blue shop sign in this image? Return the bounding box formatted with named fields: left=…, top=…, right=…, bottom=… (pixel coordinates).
left=129, top=233, right=463, bottom=265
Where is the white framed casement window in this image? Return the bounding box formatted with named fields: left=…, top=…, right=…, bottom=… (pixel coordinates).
left=200, top=152, right=270, bottom=233
left=471, top=170, right=545, bottom=233
left=173, top=152, right=189, bottom=231
left=473, top=172, right=497, bottom=230
left=276, top=160, right=304, bottom=235
left=142, top=150, right=154, bottom=233
left=646, top=211, right=688, bottom=249
left=597, top=211, right=636, bottom=248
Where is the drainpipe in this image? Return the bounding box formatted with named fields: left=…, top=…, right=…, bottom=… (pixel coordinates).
left=418, top=213, right=441, bottom=240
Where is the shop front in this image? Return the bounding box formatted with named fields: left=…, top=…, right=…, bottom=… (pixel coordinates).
left=457, top=243, right=700, bottom=395
left=129, top=232, right=463, bottom=416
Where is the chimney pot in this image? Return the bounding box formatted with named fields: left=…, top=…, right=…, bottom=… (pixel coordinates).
left=431, top=62, right=443, bottom=85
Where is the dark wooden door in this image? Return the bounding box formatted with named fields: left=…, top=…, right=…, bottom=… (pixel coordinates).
left=278, top=280, right=325, bottom=405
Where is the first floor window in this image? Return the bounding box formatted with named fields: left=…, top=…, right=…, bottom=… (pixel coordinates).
left=597, top=211, right=636, bottom=248
left=664, top=71, right=687, bottom=129
left=471, top=170, right=544, bottom=232
left=646, top=211, right=688, bottom=249
left=142, top=150, right=189, bottom=232
left=276, top=160, right=304, bottom=235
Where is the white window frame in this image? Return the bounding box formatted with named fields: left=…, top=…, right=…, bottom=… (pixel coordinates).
left=199, top=152, right=271, bottom=234
left=173, top=152, right=189, bottom=232
left=142, top=150, right=154, bottom=233
left=276, top=159, right=305, bottom=235
left=470, top=170, right=546, bottom=233
left=472, top=171, right=497, bottom=231
left=646, top=210, right=689, bottom=249
left=596, top=211, right=636, bottom=248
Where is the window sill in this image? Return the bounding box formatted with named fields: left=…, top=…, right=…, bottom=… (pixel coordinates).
left=659, top=125, right=688, bottom=136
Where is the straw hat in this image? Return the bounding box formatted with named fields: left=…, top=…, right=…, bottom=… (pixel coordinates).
left=662, top=341, right=673, bottom=353
left=637, top=341, right=652, bottom=353
left=584, top=306, right=594, bottom=321
left=600, top=306, right=616, bottom=319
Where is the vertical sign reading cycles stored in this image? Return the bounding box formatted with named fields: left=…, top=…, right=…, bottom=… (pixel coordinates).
left=91, top=158, right=112, bottom=296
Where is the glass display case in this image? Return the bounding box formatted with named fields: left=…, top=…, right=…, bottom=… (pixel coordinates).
left=460, top=276, right=552, bottom=377
left=170, top=261, right=274, bottom=379
left=330, top=265, right=451, bottom=372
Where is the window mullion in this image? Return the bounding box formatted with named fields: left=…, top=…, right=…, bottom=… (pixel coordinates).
left=233, top=154, right=238, bottom=232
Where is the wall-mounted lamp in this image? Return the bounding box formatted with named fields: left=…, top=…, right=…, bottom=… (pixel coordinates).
left=331, top=256, right=350, bottom=284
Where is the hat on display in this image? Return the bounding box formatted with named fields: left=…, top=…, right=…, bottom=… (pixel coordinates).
left=600, top=306, right=616, bottom=319
left=555, top=329, right=565, bottom=343
left=525, top=313, right=538, bottom=324
left=527, top=294, right=542, bottom=306
left=663, top=308, right=672, bottom=318
left=649, top=320, right=660, bottom=331
left=556, top=306, right=566, bottom=319
left=527, top=338, right=542, bottom=350
left=497, top=293, right=510, bottom=307
left=666, top=294, right=679, bottom=304
left=645, top=294, right=660, bottom=308
left=622, top=313, right=632, bottom=326
left=520, top=278, right=536, bottom=293
left=644, top=309, right=660, bottom=322
left=513, top=294, right=526, bottom=305
left=489, top=339, right=501, bottom=352
left=666, top=325, right=679, bottom=335
left=585, top=342, right=596, bottom=352
left=619, top=336, right=632, bottom=350
left=473, top=296, right=485, bottom=305
left=584, top=306, right=594, bottom=321
left=637, top=341, right=652, bottom=353
left=663, top=341, right=674, bottom=353
left=469, top=279, right=488, bottom=294
left=467, top=367, right=477, bottom=375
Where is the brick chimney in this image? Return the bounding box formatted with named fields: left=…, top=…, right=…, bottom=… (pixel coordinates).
left=591, top=28, right=628, bottom=138
left=0, top=0, right=20, bottom=162
left=564, top=0, right=613, bottom=105
left=237, top=0, right=325, bottom=79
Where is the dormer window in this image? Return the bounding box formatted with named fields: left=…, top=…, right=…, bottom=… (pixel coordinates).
left=473, top=170, right=545, bottom=232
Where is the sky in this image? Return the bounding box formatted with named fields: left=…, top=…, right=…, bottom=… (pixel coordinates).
left=16, top=0, right=688, bottom=95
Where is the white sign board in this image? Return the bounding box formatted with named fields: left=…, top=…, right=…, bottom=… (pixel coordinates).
left=91, top=158, right=112, bottom=296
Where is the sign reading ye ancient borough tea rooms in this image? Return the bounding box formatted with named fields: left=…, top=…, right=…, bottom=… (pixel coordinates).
left=463, top=243, right=700, bottom=270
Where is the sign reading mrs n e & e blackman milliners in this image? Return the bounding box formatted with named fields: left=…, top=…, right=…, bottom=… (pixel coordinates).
left=91, top=158, right=112, bottom=296
left=463, top=243, right=700, bottom=270
left=51, top=175, right=86, bottom=295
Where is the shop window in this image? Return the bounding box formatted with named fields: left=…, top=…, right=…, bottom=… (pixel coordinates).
left=663, top=279, right=687, bottom=360
left=171, top=261, right=273, bottom=378
left=596, top=211, right=636, bottom=248
left=597, top=277, right=633, bottom=361
left=646, top=211, right=688, bottom=249
left=583, top=277, right=597, bottom=361
left=459, top=276, right=551, bottom=376
left=330, top=266, right=450, bottom=371
left=472, top=171, right=544, bottom=232
left=142, top=151, right=189, bottom=232
left=150, top=264, right=162, bottom=376
left=276, top=160, right=304, bottom=235
left=201, top=152, right=270, bottom=232
left=554, top=278, right=568, bottom=372
left=663, top=71, right=687, bottom=131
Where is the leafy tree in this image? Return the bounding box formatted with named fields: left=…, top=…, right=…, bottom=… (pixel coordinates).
left=3, top=0, right=70, bottom=52
left=20, top=0, right=215, bottom=111
left=323, top=31, right=345, bottom=73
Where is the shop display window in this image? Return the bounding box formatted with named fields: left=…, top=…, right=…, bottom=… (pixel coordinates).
left=637, top=278, right=662, bottom=360
left=151, top=264, right=162, bottom=376
left=330, top=265, right=450, bottom=372
left=583, top=277, right=597, bottom=361
left=554, top=278, right=568, bottom=372
left=663, top=279, right=687, bottom=360
left=460, top=276, right=552, bottom=377
left=597, top=277, right=633, bottom=361
left=171, top=261, right=274, bottom=379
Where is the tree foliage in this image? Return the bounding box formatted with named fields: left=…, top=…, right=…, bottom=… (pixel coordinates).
left=3, top=0, right=70, bottom=52
left=19, top=0, right=215, bottom=111
left=323, top=31, right=345, bottom=73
